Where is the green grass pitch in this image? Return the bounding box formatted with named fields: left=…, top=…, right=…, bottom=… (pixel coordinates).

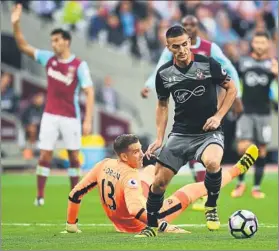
left=1, top=171, right=278, bottom=250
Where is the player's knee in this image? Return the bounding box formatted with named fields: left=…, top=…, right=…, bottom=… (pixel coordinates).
left=203, top=158, right=220, bottom=173
left=144, top=165, right=156, bottom=174
left=68, top=151, right=80, bottom=167
left=69, top=158, right=80, bottom=168
left=153, top=178, right=168, bottom=193
left=237, top=141, right=251, bottom=155
left=27, top=124, right=37, bottom=134
left=38, top=151, right=52, bottom=167
left=258, top=146, right=267, bottom=158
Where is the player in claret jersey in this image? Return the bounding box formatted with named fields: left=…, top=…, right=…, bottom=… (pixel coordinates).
left=63, top=134, right=258, bottom=235
left=11, top=4, right=94, bottom=206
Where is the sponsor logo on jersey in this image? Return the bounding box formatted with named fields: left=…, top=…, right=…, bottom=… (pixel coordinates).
left=47, top=67, right=74, bottom=86
left=242, top=58, right=272, bottom=72
left=173, top=85, right=205, bottom=103
left=244, top=71, right=269, bottom=86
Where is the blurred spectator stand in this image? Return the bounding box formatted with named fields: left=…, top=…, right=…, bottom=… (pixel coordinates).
left=21, top=92, right=45, bottom=160
left=1, top=72, right=19, bottom=114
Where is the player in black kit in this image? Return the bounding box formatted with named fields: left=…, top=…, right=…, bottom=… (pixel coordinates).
left=231, top=31, right=278, bottom=199
left=135, top=26, right=237, bottom=237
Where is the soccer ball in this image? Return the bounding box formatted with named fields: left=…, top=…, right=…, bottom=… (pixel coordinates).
left=228, top=210, right=258, bottom=239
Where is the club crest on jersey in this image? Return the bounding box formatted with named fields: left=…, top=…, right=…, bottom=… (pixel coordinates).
left=52, top=60, right=57, bottom=67
left=128, top=179, right=138, bottom=188
left=195, top=69, right=205, bottom=80
left=264, top=61, right=272, bottom=69
left=67, top=66, right=76, bottom=78
left=167, top=199, right=173, bottom=205
left=68, top=66, right=76, bottom=73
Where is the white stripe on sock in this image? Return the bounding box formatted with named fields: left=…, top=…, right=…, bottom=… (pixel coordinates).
left=36, top=166, right=50, bottom=177
left=68, top=168, right=82, bottom=177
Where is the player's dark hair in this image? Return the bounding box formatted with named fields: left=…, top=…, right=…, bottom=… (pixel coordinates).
left=166, top=25, right=188, bottom=39
left=113, top=134, right=139, bottom=155
left=253, top=31, right=271, bottom=40
left=50, top=28, right=72, bottom=42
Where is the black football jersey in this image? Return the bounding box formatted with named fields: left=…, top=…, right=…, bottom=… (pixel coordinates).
left=156, top=54, right=231, bottom=134
left=238, top=56, right=276, bottom=114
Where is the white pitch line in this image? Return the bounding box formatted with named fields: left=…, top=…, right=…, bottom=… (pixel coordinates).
left=177, top=224, right=278, bottom=228
left=1, top=223, right=112, bottom=227
left=1, top=223, right=278, bottom=228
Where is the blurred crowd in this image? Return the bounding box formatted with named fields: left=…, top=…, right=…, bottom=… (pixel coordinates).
left=1, top=72, right=18, bottom=114
left=9, top=0, right=278, bottom=63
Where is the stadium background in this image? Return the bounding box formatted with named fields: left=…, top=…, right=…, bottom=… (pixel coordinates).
left=1, top=0, right=278, bottom=171
left=1, top=1, right=278, bottom=250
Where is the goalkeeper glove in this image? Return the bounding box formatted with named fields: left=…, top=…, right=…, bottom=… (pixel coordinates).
left=61, top=221, right=82, bottom=234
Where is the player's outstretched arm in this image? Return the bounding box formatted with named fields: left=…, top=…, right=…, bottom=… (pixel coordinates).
left=11, top=4, right=36, bottom=59
left=64, top=161, right=102, bottom=233
left=141, top=48, right=172, bottom=98
left=124, top=172, right=189, bottom=233
left=123, top=176, right=148, bottom=223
